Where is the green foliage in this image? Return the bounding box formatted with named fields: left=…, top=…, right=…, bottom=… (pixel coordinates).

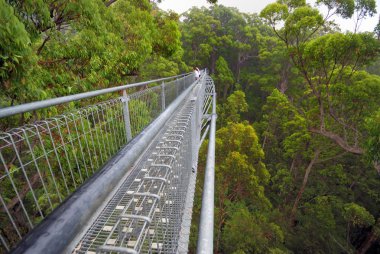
left=343, top=202, right=375, bottom=227
left=260, top=3, right=289, bottom=27
left=181, top=7, right=221, bottom=68
left=316, top=0, right=355, bottom=18
left=218, top=90, right=248, bottom=126
left=257, top=2, right=380, bottom=252
left=129, top=99, right=153, bottom=136
left=0, top=0, right=33, bottom=90
left=303, top=33, right=380, bottom=71
left=1, top=0, right=184, bottom=112
left=355, top=0, right=377, bottom=19
left=364, top=110, right=380, bottom=165
left=260, top=89, right=311, bottom=160
left=270, top=168, right=294, bottom=202
left=181, top=5, right=263, bottom=90
left=285, top=6, right=324, bottom=43
left=215, top=122, right=270, bottom=207
left=375, top=19, right=380, bottom=39
left=213, top=56, right=234, bottom=100
left=190, top=120, right=285, bottom=253
left=153, top=11, right=182, bottom=58
left=287, top=195, right=347, bottom=253
left=278, top=0, right=306, bottom=9
left=222, top=203, right=285, bottom=253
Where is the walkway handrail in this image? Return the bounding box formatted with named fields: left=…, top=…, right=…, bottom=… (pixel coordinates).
left=0, top=73, right=191, bottom=119
left=197, top=91, right=217, bottom=254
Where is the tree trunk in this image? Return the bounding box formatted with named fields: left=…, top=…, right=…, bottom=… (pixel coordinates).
left=290, top=150, right=320, bottom=225
left=374, top=162, right=380, bottom=175
left=223, top=83, right=229, bottom=100
left=236, top=53, right=241, bottom=84
left=357, top=218, right=379, bottom=254
left=290, top=155, right=298, bottom=175
left=215, top=209, right=225, bottom=253
left=346, top=223, right=351, bottom=250
left=357, top=230, right=377, bottom=254
left=210, top=50, right=217, bottom=74
left=278, top=60, right=291, bottom=93
left=105, top=0, right=117, bottom=7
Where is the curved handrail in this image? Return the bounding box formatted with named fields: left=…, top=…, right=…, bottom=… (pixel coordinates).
left=0, top=72, right=192, bottom=119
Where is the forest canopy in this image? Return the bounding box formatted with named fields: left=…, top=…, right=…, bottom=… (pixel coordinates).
left=181, top=1, right=380, bottom=253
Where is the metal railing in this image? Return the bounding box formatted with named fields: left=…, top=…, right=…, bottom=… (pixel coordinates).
left=197, top=77, right=216, bottom=254
left=69, top=73, right=216, bottom=254
left=0, top=73, right=196, bottom=252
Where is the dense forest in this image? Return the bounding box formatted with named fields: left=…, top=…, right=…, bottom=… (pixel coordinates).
left=186, top=1, right=380, bottom=253
left=1, top=0, right=380, bottom=253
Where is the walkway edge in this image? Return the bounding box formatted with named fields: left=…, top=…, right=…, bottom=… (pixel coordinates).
left=197, top=92, right=217, bottom=254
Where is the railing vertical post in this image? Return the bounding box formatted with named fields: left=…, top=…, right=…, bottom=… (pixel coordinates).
left=161, top=81, right=165, bottom=112
left=176, top=78, right=179, bottom=97
left=122, top=90, right=132, bottom=142
left=197, top=92, right=217, bottom=254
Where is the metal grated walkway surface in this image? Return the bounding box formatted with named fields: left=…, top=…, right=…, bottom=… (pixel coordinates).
left=74, top=99, right=196, bottom=254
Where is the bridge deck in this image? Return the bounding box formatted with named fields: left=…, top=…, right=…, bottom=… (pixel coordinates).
left=73, top=98, right=197, bottom=254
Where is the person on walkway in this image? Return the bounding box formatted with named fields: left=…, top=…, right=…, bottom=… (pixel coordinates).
left=194, top=67, right=200, bottom=80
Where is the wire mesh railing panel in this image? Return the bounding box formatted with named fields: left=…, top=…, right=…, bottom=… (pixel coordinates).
left=164, top=75, right=195, bottom=109
left=0, top=99, right=126, bottom=251
left=0, top=73, right=195, bottom=252
left=129, top=86, right=162, bottom=138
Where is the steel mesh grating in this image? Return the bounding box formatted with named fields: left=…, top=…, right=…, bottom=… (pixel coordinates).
left=73, top=98, right=196, bottom=254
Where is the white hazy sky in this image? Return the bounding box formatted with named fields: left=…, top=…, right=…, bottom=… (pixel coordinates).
left=158, top=0, right=380, bottom=32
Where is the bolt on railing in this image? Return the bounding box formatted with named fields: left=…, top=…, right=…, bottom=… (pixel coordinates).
left=0, top=73, right=196, bottom=252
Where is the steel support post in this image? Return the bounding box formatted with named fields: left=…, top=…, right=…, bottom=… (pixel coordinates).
left=122, top=90, right=132, bottom=142
left=176, top=78, right=179, bottom=97
left=161, top=81, right=166, bottom=112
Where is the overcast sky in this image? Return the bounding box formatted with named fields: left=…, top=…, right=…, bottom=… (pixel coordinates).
left=158, top=0, right=380, bottom=33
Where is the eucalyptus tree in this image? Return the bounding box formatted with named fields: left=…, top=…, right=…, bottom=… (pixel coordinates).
left=259, top=0, right=380, bottom=251
left=1, top=0, right=183, bottom=109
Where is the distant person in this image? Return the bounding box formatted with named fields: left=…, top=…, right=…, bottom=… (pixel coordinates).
left=194, top=67, right=200, bottom=80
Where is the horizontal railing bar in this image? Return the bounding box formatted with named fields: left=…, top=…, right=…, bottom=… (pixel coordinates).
left=0, top=73, right=191, bottom=119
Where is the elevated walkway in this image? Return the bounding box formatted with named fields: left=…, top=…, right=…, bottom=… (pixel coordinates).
left=0, top=72, right=216, bottom=253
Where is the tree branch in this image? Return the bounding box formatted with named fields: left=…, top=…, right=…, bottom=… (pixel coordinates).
left=37, top=35, right=51, bottom=55
left=290, top=149, right=320, bottom=225
left=105, top=0, right=118, bottom=7
left=309, top=128, right=363, bottom=154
